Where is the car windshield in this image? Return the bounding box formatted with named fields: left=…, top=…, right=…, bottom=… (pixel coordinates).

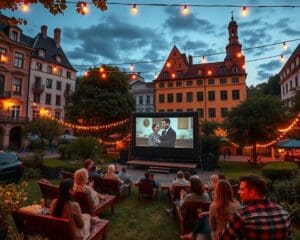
left=0, top=153, right=18, bottom=165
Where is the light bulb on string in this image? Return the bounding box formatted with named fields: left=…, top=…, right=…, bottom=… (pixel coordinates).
left=282, top=42, right=288, bottom=50
left=182, top=5, right=190, bottom=16
left=166, top=62, right=171, bottom=68
left=131, top=4, right=138, bottom=15
left=237, top=52, right=243, bottom=58
left=241, top=6, right=249, bottom=17
left=129, top=64, right=134, bottom=71
left=201, top=56, right=207, bottom=63
left=154, top=72, right=158, bottom=78
left=280, top=54, right=285, bottom=63
left=21, top=0, right=29, bottom=12
left=84, top=71, right=88, bottom=77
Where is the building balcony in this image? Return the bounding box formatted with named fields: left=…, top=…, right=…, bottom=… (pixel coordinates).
left=0, top=115, right=29, bottom=124
left=0, top=91, right=12, bottom=99
left=32, top=83, right=45, bottom=93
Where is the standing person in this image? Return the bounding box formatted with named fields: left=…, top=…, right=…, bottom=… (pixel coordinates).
left=157, top=118, right=176, bottom=147
left=209, top=180, right=240, bottom=240
left=148, top=123, right=161, bottom=146
left=51, top=179, right=94, bottom=240
left=221, top=175, right=291, bottom=240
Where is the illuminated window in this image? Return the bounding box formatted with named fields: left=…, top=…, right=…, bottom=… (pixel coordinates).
left=38, top=49, right=45, bottom=57
left=11, top=105, right=20, bottom=119
left=13, top=78, right=22, bottom=95
left=14, top=52, right=23, bottom=68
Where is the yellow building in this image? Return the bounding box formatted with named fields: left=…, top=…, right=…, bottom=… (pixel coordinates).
left=154, top=16, right=247, bottom=122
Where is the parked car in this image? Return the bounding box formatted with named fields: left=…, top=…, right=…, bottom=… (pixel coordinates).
left=0, top=152, right=24, bottom=183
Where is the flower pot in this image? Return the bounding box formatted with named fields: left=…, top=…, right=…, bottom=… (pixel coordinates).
left=0, top=227, right=8, bottom=240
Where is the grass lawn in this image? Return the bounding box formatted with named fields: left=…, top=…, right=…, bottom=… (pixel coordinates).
left=12, top=161, right=300, bottom=240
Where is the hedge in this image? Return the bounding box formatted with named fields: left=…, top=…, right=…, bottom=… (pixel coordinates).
left=262, top=162, right=299, bottom=182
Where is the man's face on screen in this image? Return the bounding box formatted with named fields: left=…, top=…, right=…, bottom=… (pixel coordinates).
left=161, top=121, right=169, bottom=129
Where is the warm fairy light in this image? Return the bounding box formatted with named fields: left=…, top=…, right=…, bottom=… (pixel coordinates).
left=21, top=1, right=29, bottom=12
left=282, top=42, right=288, bottom=50
left=39, top=108, right=49, bottom=117
left=171, top=73, right=176, bottom=78
left=201, top=56, right=207, bottom=63
left=237, top=52, right=243, bottom=58
left=84, top=71, right=88, bottom=77
left=81, top=2, right=89, bottom=15
left=207, top=70, right=212, bottom=75
left=166, top=62, right=171, bottom=68
left=0, top=54, right=8, bottom=63
left=101, top=73, right=107, bottom=79
left=131, top=74, right=136, bottom=80
left=129, top=64, right=134, bottom=71
left=182, top=5, right=190, bottom=16
left=99, top=67, right=105, bottom=72
left=241, top=6, right=249, bottom=16
left=131, top=4, right=138, bottom=15
left=242, top=64, right=246, bottom=69
left=154, top=72, right=158, bottom=78
left=53, top=66, right=58, bottom=73
left=280, top=54, right=285, bottom=62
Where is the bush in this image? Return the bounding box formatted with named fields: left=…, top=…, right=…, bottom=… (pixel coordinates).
left=57, top=144, right=72, bottom=160
left=262, top=162, right=298, bottom=182
left=272, top=176, right=300, bottom=204
left=32, top=150, right=44, bottom=170
left=42, top=158, right=80, bottom=179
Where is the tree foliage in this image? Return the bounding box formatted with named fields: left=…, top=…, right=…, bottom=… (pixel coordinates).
left=224, top=94, right=285, bottom=164
left=26, top=117, right=63, bottom=142
left=248, top=74, right=280, bottom=97
left=0, top=0, right=107, bottom=15
left=65, top=66, right=136, bottom=126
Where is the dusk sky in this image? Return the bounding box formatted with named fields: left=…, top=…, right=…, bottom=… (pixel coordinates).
left=4, top=0, right=300, bottom=86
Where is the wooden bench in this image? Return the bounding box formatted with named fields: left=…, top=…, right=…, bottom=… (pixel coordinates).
left=92, top=178, right=131, bottom=202
left=38, top=180, right=59, bottom=206
left=136, top=182, right=158, bottom=201
left=12, top=210, right=109, bottom=240
left=74, top=192, right=116, bottom=217
left=176, top=201, right=211, bottom=235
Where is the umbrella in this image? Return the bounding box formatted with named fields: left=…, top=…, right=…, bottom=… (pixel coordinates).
left=59, top=134, right=78, bottom=140
left=277, top=138, right=300, bottom=149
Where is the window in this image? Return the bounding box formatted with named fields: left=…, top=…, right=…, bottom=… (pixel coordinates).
left=197, top=79, right=203, bottom=85
left=159, top=94, right=165, bottom=103
left=186, top=92, right=193, bottom=102
left=282, top=86, right=285, bottom=95
left=167, top=93, right=174, bottom=103
left=177, top=70, right=183, bottom=78
left=56, top=55, right=62, bottom=63
left=197, top=108, right=204, bottom=118
left=11, top=30, right=19, bottom=42
left=55, top=111, right=61, bottom=120
left=167, top=82, right=173, bottom=87
left=220, top=78, right=227, bottom=84
left=56, top=95, right=61, bottom=106
left=34, top=77, right=42, bottom=88
left=11, top=105, right=20, bottom=119
left=167, top=109, right=173, bottom=112
left=36, top=62, right=43, bottom=71
left=38, top=49, right=45, bottom=57
left=57, top=68, right=63, bottom=76
left=176, top=109, right=182, bottom=112
left=45, top=93, right=52, bottom=105
left=296, top=76, right=299, bottom=87
left=176, top=93, right=182, bottom=102
left=186, top=80, right=193, bottom=86
left=176, top=81, right=182, bottom=87
left=219, top=66, right=227, bottom=74
left=159, top=110, right=165, bottom=112
left=290, top=80, right=293, bottom=90
left=232, top=77, right=239, bottom=84
left=197, top=92, right=203, bottom=101
left=197, top=69, right=203, bottom=76
left=208, top=79, right=215, bottom=85
left=67, top=71, right=71, bottom=79
left=220, top=90, right=227, bottom=100
left=163, top=72, right=169, bottom=80
left=159, top=82, right=165, bottom=88
left=232, top=66, right=238, bottom=73
left=46, top=79, right=52, bottom=88
left=33, top=93, right=40, bottom=103
left=208, top=91, right=215, bottom=101
left=56, top=81, right=62, bottom=90
left=232, top=90, right=240, bottom=100
left=178, top=118, right=188, bottom=129
left=13, top=78, right=22, bottom=95
left=187, top=108, right=193, bottom=112
left=65, top=83, right=71, bottom=94
left=139, top=96, right=143, bottom=105
left=14, top=53, right=23, bottom=68
left=0, top=47, right=7, bottom=63
left=47, top=65, right=53, bottom=74
left=146, top=95, right=150, bottom=104
left=208, top=108, right=216, bottom=118
left=221, top=108, right=229, bottom=117
left=32, top=109, right=39, bottom=119
left=286, top=83, right=288, bottom=93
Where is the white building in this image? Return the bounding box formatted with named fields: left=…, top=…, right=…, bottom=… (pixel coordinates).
left=28, top=25, right=76, bottom=120
left=279, top=44, right=300, bottom=106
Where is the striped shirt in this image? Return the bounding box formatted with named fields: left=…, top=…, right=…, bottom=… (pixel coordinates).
left=220, top=199, right=291, bottom=240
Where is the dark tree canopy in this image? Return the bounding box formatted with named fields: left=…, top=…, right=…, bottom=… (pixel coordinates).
left=248, top=74, right=280, bottom=97
left=65, top=66, right=136, bottom=125
left=224, top=94, right=285, bottom=164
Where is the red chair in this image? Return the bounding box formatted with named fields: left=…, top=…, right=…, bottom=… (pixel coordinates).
left=60, top=171, right=74, bottom=180
left=38, top=179, right=59, bottom=206
left=136, top=182, right=158, bottom=201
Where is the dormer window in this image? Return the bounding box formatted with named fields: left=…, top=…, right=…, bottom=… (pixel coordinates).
left=219, top=66, right=227, bottom=74
left=10, top=29, right=20, bottom=42
left=38, top=49, right=45, bottom=57
left=296, top=57, right=299, bottom=65
left=197, top=69, right=203, bottom=76
left=163, top=72, right=169, bottom=80
left=232, top=66, right=238, bottom=74
left=56, top=55, right=62, bottom=63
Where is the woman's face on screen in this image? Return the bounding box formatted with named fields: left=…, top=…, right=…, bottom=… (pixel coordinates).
left=153, top=124, right=160, bottom=132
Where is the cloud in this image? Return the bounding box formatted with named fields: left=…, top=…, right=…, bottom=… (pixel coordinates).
left=257, top=70, right=273, bottom=81
left=258, top=60, right=282, bottom=71
left=281, top=27, right=300, bottom=36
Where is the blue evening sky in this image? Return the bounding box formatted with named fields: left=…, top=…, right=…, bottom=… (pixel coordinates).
left=4, top=0, right=300, bottom=86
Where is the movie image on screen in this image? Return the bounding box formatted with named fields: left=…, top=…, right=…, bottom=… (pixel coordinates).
left=135, top=117, right=193, bottom=148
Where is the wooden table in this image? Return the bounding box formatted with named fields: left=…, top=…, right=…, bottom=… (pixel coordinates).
left=98, top=194, right=116, bottom=215
left=160, top=184, right=170, bottom=197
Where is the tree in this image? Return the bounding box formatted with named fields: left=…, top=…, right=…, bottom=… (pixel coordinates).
left=0, top=0, right=107, bottom=15
left=248, top=74, right=281, bottom=97
left=224, top=94, right=285, bottom=164
left=65, top=66, right=136, bottom=132
left=26, top=117, right=63, bottom=146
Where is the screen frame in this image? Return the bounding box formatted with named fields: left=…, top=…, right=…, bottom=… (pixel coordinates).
left=130, top=112, right=199, bottom=163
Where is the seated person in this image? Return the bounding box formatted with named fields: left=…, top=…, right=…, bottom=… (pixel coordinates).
left=139, top=171, right=159, bottom=188
left=170, top=171, right=190, bottom=195
left=205, top=174, right=219, bottom=200
left=119, top=166, right=132, bottom=185
left=51, top=179, right=99, bottom=240
left=73, top=168, right=105, bottom=210
left=83, top=159, right=103, bottom=179
left=104, top=164, right=126, bottom=189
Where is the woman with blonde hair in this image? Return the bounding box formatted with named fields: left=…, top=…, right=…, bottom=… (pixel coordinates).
left=104, top=164, right=124, bottom=184
left=209, top=179, right=240, bottom=240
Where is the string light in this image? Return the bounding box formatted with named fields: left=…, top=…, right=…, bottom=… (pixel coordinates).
left=171, top=73, right=176, bottom=78
left=201, top=56, right=207, bottom=63
left=20, top=0, right=29, bottom=12
left=282, top=42, right=288, bottom=50
left=0, top=54, right=8, bottom=63
left=131, top=4, right=138, bottom=15
left=241, top=6, right=249, bottom=16
left=182, top=5, right=190, bottom=16
left=207, top=70, right=212, bottom=75
left=76, top=1, right=89, bottom=15
left=166, top=62, right=171, bottom=67
left=129, top=64, right=134, bottom=71
left=280, top=54, right=285, bottom=62
left=237, top=52, right=243, bottom=58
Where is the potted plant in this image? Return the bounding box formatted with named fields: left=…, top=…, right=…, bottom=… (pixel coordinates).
left=0, top=182, right=28, bottom=239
